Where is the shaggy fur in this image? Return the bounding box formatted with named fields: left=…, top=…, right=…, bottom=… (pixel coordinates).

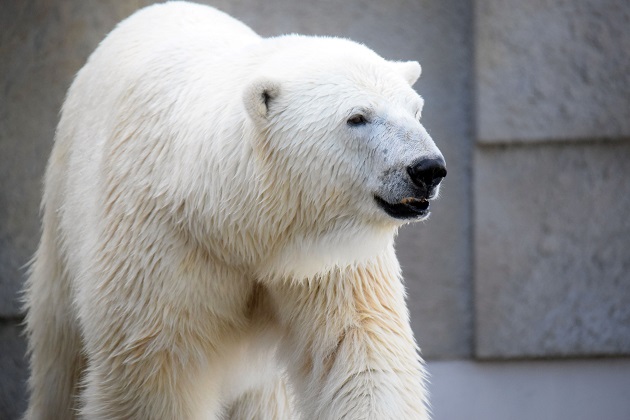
left=23, top=2, right=444, bottom=419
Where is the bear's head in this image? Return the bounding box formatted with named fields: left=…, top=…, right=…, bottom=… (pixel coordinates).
left=243, top=36, right=446, bottom=277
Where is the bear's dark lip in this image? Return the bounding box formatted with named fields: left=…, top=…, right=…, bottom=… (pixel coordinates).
left=374, top=195, right=430, bottom=220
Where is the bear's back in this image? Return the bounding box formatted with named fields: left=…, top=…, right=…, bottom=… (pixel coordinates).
left=49, top=2, right=264, bottom=275
left=73, top=2, right=262, bottom=110
left=106, top=2, right=261, bottom=57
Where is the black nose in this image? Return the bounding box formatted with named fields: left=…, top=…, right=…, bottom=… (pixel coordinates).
left=407, top=158, right=447, bottom=189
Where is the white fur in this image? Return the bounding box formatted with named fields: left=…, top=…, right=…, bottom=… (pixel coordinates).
left=23, top=2, right=438, bottom=419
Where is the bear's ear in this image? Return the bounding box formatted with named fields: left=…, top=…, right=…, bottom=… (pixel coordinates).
left=244, top=77, right=281, bottom=125
left=391, top=60, right=422, bottom=86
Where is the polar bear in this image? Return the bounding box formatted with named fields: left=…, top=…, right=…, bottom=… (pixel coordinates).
left=23, top=2, right=446, bottom=419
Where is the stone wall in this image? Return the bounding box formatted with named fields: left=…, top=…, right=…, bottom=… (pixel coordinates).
left=0, top=0, right=628, bottom=418
left=474, top=0, right=630, bottom=358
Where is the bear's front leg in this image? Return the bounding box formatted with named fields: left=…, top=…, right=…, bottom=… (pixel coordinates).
left=271, top=246, right=429, bottom=420
left=225, top=374, right=294, bottom=420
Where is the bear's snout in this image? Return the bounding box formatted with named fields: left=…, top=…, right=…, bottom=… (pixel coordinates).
left=373, top=156, right=446, bottom=220
left=406, top=157, right=447, bottom=193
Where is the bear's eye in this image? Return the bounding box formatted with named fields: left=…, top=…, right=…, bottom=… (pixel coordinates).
left=347, top=114, right=368, bottom=126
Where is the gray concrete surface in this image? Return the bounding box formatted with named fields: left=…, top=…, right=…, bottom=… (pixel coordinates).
left=474, top=142, right=630, bottom=358
left=0, top=0, right=473, bottom=358
left=0, top=320, right=27, bottom=420
left=428, top=358, right=630, bottom=420
left=476, top=0, right=630, bottom=143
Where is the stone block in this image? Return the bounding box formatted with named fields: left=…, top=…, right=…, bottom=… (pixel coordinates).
left=0, top=321, right=28, bottom=420
left=1, top=0, right=473, bottom=356
left=428, top=359, right=630, bottom=420
left=474, top=141, right=630, bottom=358
left=476, top=0, right=630, bottom=143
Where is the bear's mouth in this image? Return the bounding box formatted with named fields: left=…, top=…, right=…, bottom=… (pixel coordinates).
left=374, top=195, right=430, bottom=219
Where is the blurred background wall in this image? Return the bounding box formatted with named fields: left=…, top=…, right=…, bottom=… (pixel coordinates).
left=1, top=0, right=629, bottom=418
